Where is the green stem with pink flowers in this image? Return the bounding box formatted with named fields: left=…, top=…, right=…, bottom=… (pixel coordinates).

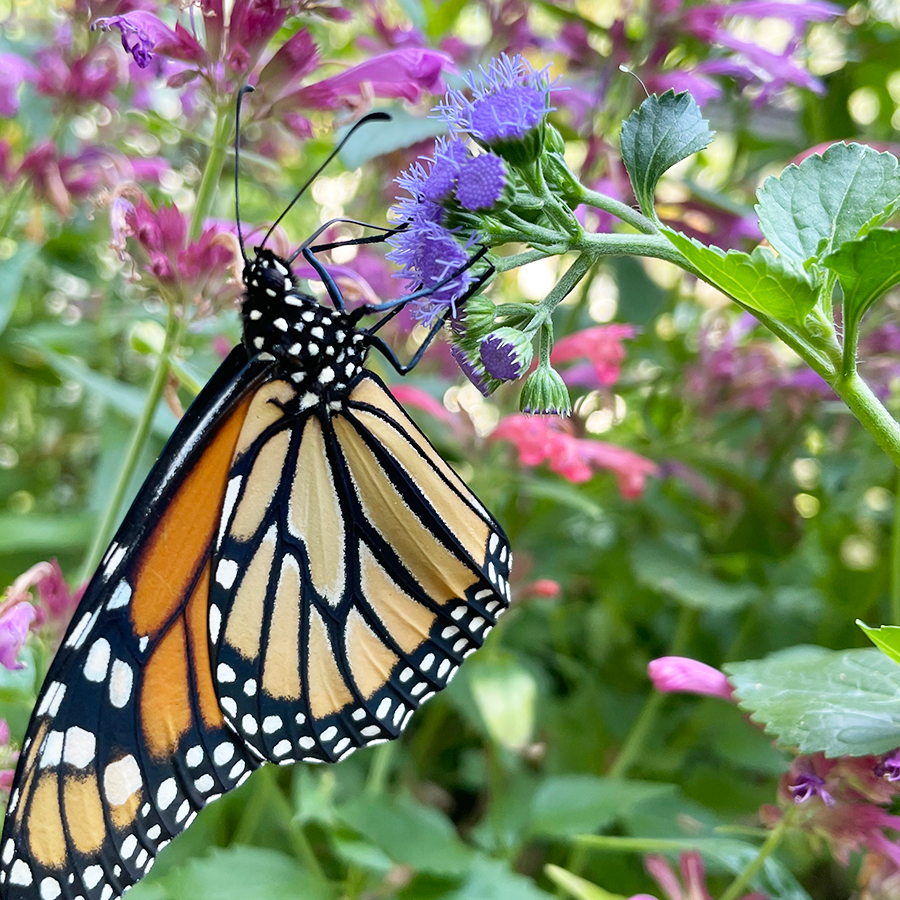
left=78, top=103, right=235, bottom=580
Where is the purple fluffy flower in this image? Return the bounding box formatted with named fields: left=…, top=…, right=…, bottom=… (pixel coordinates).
left=480, top=327, right=533, bottom=380
left=456, top=153, right=508, bottom=211
left=387, top=219, right=475, bottom=324
left=451, top=344, right=494, bottom=396
left=424, top=138, right=470, bottom=203
left=435, top=54, right=554, bottom=163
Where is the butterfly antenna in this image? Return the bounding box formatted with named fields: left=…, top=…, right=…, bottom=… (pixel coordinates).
left=235, top=84, right=255, bottom=264
left=259, top=111, right=392, bottom=253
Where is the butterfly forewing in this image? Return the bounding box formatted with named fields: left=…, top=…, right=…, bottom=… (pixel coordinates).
left=0, top=349, right=268, bottom=900
left=210, top=372, right=511, bottom=764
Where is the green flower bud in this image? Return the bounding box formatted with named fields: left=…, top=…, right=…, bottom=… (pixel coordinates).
left=519, top=364, right=571, bottom=416
left=452, top=292, right=497, bottom=352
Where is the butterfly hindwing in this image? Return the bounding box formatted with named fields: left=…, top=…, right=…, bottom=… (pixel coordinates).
left=0, top=348, right=269, bottom=900
left=211, top=371, right=511, bottom=765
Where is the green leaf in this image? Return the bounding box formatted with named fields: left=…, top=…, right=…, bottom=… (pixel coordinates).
left=466, top=653, right=537, bottom=751
left=444, top=857, right=555, bottom=900
left=544, top=865, right=625, bottom=900
left=664, top=230, right=818, bottom=325
left=25, top=341, right=178, bottom=438
left=858, top=620, right=900, bottom=667
left=630, top=538, right=759, bottom=611
left=337, top=792, right=475, bottom=876
left=339, top=106, right=445, bottom=170
left=156, top=846, right=336, bottom=900
left=0, top=513, right=94, bottom=553
left=822, top=227, right=900, bottom=340
left=620, top=91, right=714, bottom=217
left=756, top=142, right=900, bottom=268
left=726, top=646, right=900, bottom=757
left=528, top=775, right=673, bottom=838
left=0, top=243, right=38, bottom=336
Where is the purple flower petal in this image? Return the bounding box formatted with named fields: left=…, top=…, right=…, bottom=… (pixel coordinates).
left=470, top=84, right=546, bottom=143
left=423, top=138, right=469, bottom=203
left=455, top=153, right=507, bottom=211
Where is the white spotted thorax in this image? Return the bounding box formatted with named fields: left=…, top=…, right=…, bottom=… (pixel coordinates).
left=241, top=247, right=369, bottom=392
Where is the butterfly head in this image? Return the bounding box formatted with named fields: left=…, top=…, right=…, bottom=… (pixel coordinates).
left=241, top=247, right=369, bottom=393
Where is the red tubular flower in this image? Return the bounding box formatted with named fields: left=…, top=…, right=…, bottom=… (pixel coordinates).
left=491, top=414, right=657, bottom=498
left=227, top=0, right=287, bottom=73
left=551, top=324, right=636, bottom=387
left=255, top=27, right=320, bottom=102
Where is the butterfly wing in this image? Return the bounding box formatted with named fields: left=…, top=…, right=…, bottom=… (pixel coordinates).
left=0, top=347, right=271, bottom=900
left=210, top=371, right=511, bottom=764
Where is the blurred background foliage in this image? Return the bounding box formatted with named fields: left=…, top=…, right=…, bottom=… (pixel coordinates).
left=3, top=1, right=900, bottom=898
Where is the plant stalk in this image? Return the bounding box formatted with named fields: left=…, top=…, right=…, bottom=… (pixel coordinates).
left=718, top=811, right=793, bottom=900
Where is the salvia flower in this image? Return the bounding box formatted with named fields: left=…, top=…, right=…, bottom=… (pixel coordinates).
left=435, top=53, right=554, bottom=165
left=790, top=771, right=836, bottom=807
left=519, top=364, right=571, bottom=416
left=0, top=603, right=36, bottom=671
left=647, top=657, right=735, bottom=701
left=875, top=750, right=900, bottom=783
left=642, top=851, right=765, bottom=900
left=491, top=414, right=658, bottom=498
left=0, top=53, right=37, bottom=117
left=480, top=327, right=534, bottom=381
left=551, top=324, right=636, bottom=387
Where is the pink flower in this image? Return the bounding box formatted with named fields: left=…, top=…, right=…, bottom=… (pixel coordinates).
left=642, top=851, right=765, bottom=900
left=93, top=11, right=206, bottom=69
left=551, top=324, right=636, bottom=387
left=276, top=48, right=456, bottom=112
left=390, top=385, right=457, bottom=427
left=36, top=559, right=78, bottom=624
left=122, top=196, right=241, bottom=311
left=0, top=53, right=36, bottom=117
left=0, top=602, right=36, bottom=670
left=647, top=656, right=735, bottom=700
left=491, top=414, right=657, bottom=498
left=35, top=40, right=122, bottom=108
left=526, top=579, right=561, bottom=599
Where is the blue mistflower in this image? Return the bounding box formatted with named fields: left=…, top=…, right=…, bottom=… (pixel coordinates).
left=423, top=138, right=470, bottom=203
left=434, top=53, right=554, bottom=164
left=455, top=153, right=509, bottom=212
left=387, top=219, right=475, bottom=324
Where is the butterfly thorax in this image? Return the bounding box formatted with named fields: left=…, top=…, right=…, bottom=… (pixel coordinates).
left=241, top=248, right=369, bottom=393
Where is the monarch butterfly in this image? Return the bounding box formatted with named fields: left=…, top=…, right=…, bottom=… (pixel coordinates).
left=0, top=95, right=511, bottom=900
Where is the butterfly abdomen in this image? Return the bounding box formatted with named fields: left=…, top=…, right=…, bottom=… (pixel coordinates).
left=241, top=248, right=368, bottom=393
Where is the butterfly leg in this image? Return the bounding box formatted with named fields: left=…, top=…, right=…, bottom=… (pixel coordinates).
left=366, top=261, right=496, bottom=374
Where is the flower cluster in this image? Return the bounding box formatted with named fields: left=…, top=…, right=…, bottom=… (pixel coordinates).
left=0, top=561, right=78, bottom=672
left=112, top=193, right=242, bottom=313
left=491, top=414, right=658, bottom=498
left=388, top=55, right=559, bottom=361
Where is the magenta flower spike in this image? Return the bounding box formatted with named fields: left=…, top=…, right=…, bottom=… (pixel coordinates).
left=0, top=53, right=37, bottom=117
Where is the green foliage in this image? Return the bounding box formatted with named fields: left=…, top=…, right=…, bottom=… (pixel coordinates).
left=620, top=91, right=715, bottom=219
left=727, top=647, right=900, bottom=756
left=664, top=232, right=818, bottom=325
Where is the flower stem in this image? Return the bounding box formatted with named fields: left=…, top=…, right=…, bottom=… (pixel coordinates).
left=608, top=606, right=695, bottom=779
left=576, top=186, right=659, bottom=234
left=78, top=305, right=179, bottom=582
left=78, top=101, right=235, bottom=582
left=893, top=468, right=900, bottom=626
left=828, top=371, right=900, bottom=470
left=718, top=811, right=793, bottom=900
left=191, top=103, right=235, bottom=240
